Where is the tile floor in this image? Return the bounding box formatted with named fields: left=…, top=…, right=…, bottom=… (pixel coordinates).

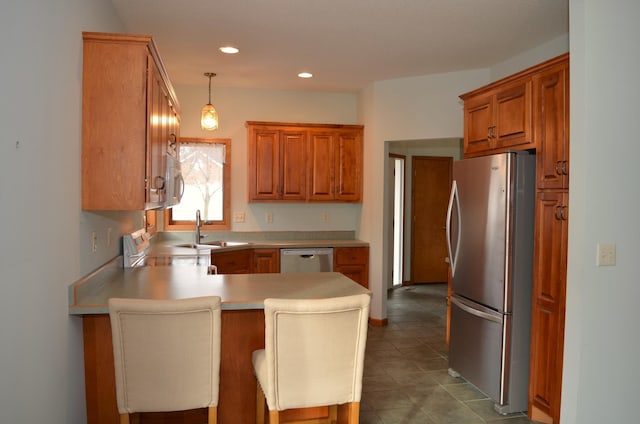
left=360, top=284, right=537, bottom=424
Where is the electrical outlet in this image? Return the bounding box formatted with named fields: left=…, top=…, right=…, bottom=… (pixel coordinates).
left=266, top=212, right=273, bottom=224
left=323, top=212, right=330, bottom=223
left=233, top=212, right=246, bottom=223
left=91, top=231, right=97, bottom=253
left=597, top=243, right=616, bottom=266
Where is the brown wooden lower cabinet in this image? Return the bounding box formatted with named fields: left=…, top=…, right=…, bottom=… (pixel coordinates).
left=333, top=246, right=369, bottom=288
left=211, top=248, right=280, bottom=274
left=210, top=250, right=252, bottom=274
left=82, top=310, right=351, bottom=423
left=253, top=248, right=280, bottom=273
left=528, top=190, right=568, bottom=423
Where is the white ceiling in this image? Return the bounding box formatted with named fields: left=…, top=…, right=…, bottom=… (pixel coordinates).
left=110, top=0, right=568, bottom=93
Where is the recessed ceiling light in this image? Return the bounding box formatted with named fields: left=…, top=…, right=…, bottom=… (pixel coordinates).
left=298, top=72, right=313, bottom=79
left=219, top=46, right=239, bottom=54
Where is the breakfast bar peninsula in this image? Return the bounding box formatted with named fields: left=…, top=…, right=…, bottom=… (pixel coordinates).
left=69, top=259, right=370, bottom=424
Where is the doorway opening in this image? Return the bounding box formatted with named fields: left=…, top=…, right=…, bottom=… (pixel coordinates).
left=391, top=155, right=405, bottom=287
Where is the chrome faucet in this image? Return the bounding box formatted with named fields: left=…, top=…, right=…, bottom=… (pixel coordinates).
left=195, top=209, right=204, bottom=244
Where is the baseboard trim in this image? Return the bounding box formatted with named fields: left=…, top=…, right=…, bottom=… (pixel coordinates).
left=368, top=317, right=388, bottom=327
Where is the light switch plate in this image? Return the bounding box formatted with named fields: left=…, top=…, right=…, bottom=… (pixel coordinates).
left=597, top=243, right=616, bottom=266
left=233, top=212, right=245, bottom=223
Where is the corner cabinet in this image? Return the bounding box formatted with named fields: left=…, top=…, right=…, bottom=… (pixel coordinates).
left=247, top=121, right=363, bottom=202
left=460, top=53, right=569, bottom=424
left=81, top=32, right=180, bottom=210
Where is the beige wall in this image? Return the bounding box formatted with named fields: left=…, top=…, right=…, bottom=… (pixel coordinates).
left=361, top=69, right=491, bottom=319
left=169, top=84, right=363, bottom=232
left=562, top=1, right=640, bottom=422
left=0, top=1, right=127, bottom=422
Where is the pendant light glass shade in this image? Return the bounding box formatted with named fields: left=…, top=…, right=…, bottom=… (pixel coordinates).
left=201, top=104, right=219, bottom=131
left=201, top=72, right=219, bottom=131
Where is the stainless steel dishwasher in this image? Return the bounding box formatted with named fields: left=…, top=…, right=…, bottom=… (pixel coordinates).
left=280, top=248, right=334, bottom=273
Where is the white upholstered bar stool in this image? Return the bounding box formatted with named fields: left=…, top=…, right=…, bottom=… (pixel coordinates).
left=108, top=296, right=222, bottom=424
left=252, top=294, right=371, bottom=424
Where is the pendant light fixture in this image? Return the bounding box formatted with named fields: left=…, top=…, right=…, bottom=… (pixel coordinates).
left=201, top=72, right=219, bottom=131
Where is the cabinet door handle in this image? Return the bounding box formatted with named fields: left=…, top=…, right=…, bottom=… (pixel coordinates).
left=555, top=161, right=562, bottom=176
left=562, top=161, right=569, bottom=175
left=555, top=205, right=568, bottom=221
left=555, top=206, right=563, bottom=220
left=153, top=175, right=165, bottom=190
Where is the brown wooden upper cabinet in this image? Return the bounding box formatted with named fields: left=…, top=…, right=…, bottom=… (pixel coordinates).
left=81, top=32, right=180, bottom=210
left=462, top=78, right=533, bottom=157
left=247, top=125, right=307, bottom=201
left=308, top=129, right=363, bottom=201
left=247, top=122, right=363, bottom=202
left=534, top=61, right=570, bottom=191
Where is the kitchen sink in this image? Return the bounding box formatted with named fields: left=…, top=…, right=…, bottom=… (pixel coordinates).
left=206, top=240, right=250, bottom=247
left=173, top=241, right=250, bottom=249
left=137, top=255, right=209, bottom=266
left=174, top=243, right=213, bottom=249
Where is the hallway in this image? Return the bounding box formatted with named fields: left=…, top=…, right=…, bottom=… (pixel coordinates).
left=360, top=284, right=535, bottom=424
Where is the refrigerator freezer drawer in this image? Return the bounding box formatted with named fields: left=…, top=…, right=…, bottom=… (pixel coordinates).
left=449, top=296, right=508, bottom=407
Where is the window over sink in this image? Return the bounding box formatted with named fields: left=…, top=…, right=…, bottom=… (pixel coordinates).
left=165, top=137, right=231, bottom=231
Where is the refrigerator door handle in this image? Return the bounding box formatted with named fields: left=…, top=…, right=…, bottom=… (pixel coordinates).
left=450, top=295, right=503, bottom=324
left=446, top=180, right=461, bottom=277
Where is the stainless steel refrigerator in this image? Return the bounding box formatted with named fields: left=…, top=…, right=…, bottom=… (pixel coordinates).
left=445, top=151, right=535, bottom=414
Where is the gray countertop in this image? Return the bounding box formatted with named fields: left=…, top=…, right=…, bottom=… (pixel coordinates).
left=147, top=238, right=369, bottom=257
left=68, top=257, right=370, bottom=315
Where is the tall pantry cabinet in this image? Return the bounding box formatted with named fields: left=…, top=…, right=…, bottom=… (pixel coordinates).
left=460, top=54, right=569, bottom=424
left=81, top=32, right=180, bottom=210
left=528, top=59, right=569, bottom=424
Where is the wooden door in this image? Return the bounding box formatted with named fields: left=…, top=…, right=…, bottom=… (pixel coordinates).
left=529, top=190, right=568, bottom=424
left=249, top=129, right=280, bottom=200
left=280, top=130, right=307, bottom=200
left=463, top=92, right=493, bottom=154
left=147, top=57, right=166, bottom=206
left=253, top=249, right=280, bottom=273
left=307, top=131, right=335, bottom=201
left=494, top=79, right=533, bottom=150
left=334, top=130, right=363, bottom=201
left=535, top=62, right=569, bottom=191
left=410, top=156, right=452, bottom=283
left=211, top=250, right=252, bottom=274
